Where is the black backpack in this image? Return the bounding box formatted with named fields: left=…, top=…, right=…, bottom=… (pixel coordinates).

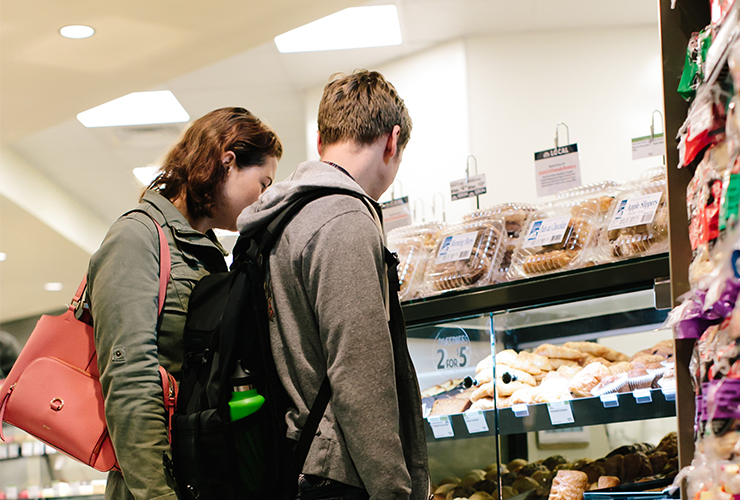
left=170, top=188, right=366, bottom=500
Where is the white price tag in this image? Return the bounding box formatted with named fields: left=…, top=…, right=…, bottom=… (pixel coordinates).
left=21, top=442, right=34, bottom=457
left=633, top=389, right=653, bottom=404
left=547, top=401, right=575, bottom=425
left=381, top=197, right=413, bottom=232
left=661, top=387, right=677, bottom=402
left=7, top=443, right=19, bottom=458
left=534, top=144, right=582, bottom=197
left=463, top=410, right=489, bottom=434
left=522, top=216, right=571, bottom=249
left=608, top=193, right=663, bottom=230
left=511, top=404, right=530, bottom=417
left=33, top=441, right=45, bottom=456
left=6, top=486, right=17, bottom=500
left=450, top=174, right=487, bottom=201
left=600, top=394, right=619, bottom=408
left=632, top=134, right=665, bottom=160
left=0, top=444, right=8, bottom=459
left=428, top=415, right=455, bottom=438
left=435, top=232, right=478, bottom=264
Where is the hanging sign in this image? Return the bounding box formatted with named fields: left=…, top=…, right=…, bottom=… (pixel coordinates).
left=450, top=174, right=487, bottom=201
left=381, top=196, right=412, bottom=231
left=631, top=134, right=666, bottom=160
left=534, top=144, right=582, bottom=197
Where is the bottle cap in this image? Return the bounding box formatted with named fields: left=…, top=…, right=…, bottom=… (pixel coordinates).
left=231, top=362, right=255, bottom=391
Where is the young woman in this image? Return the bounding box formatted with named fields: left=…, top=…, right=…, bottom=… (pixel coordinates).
left=87, top=107, right=282, bottom=500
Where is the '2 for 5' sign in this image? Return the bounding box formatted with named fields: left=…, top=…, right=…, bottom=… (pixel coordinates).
left=434, top=328, right=471, bottom=371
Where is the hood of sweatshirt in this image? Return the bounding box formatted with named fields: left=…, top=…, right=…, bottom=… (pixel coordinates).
left=236, top=160, right=373, bottom=238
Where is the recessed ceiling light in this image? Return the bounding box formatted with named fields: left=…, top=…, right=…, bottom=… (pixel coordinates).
left=77, top=90, right=190, bottom=128
left=133, top=164, right=162, bottom=187
left=274, top=5, right=402, bottom=53
left=60, top=25, right=95, bottom=39
left=0, top=252, right=6, bottom=262
left=44, top=282, right=64, bottom=292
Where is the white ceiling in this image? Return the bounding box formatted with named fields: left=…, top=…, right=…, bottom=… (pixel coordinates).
left=0, top=0, right=659, bottom=322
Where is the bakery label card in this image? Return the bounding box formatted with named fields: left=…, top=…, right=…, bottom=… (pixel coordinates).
left=534, top=144, right=582, bottom=197
left=381, top=196, right=412, bottom=232
left=450, top=174, right=487, bottom=201
left=608, top=192, right=663, bottom=231
left=428, top=415, right=455, bottom=438
left=547, top=401, right=575, bottom=425
left=631, top=134, right=665, bottom=160
left=434, top=327, right=471, bottom=372
left=435, top=231, right=478, bottom=264
left=463, top=410, right=489, bottom=433
left=522, top=216, right=571, bottom=249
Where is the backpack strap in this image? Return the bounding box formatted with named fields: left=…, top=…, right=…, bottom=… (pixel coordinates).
left=292, top=375, right=331, bottom=477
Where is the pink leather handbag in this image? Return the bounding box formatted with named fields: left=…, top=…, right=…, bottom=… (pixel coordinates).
left=0, top=213, right=176, bottom=472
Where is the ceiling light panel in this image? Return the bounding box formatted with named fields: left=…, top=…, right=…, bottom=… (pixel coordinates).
left=274, top=5, right=402, bottom=53
left=60, top=25, right=95, bottom=39
left=77, top=91, right=190, bottom=128
left=44, top=282, right=64, bottom=292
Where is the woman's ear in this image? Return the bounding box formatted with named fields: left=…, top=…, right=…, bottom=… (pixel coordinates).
left=221, top=151, right=236, bottom=169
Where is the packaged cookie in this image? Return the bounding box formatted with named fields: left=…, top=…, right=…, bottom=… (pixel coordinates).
left=387, top=222, right=445, bottom=300
left=464, top=203, right=538, bottom=283
left=602, top=169, right=669, bottom=261
left=422, top=218, right=505, bottom=293
left=508, top=200, right=600, bottom=278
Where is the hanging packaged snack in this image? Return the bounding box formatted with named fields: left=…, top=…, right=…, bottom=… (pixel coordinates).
left=507, top=197, right=601, bottom=278
left=602, top=170, right=669, bottom=261
left=422, top=218, right=505, bottom=294
left=678, top=84, right=727, bottom=169
left=387, top=222, right=445, bottom=301
left=678, top=28, right=712, bottom=102
left=463, top=203, right=538, bottom=283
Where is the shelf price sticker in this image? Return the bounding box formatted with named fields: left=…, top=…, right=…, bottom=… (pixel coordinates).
left=0, top=444, right=7, bottom=460
left=463, top=410, right=489, bottom=434
left=435, top=232, right=478, bottom=264
left=428, top=415, right=455, bottom=438
left=433, top=327, right=471, bottom=372
left=21, top=442, right=34, bottom=457
left=450, top=174, right=487, bottom=201
left=633, top=389, right=653, bottom=404
left=607, top=193, right=663, bottom=231
left=7, top=443, right=19, bottom=459
left=381, top=196, right=412, bottom=232
left=534, top=144, right=582, bottom=197
left=600, top=394, right=619, bottom=408
left=522, top=216, right=571, bottom=249
left=631, top=134, right=665, bottom=160
left=547, top=401, right=575, bottom=425
left=661, top=387, right=676, bottom=402
left=511, top=404, right=529, bottom=417
left=33, top=441, right=45, bottom=456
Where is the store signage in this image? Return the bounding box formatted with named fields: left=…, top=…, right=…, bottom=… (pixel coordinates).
left=522, top=216, right=571, bottom=249
left=381, top=196, right=412, bottom=231
left=433, top=327, right=471, bottom=372
left=534, top=144, right=582, bottom=197
left=463, top=410, right=489, bottom=433
left=435, top=232, right=478, bottom=264
left=450, top=173, right=487, bottom=201
left=428, top=415, right=454, bottom=438
left=547, top=401, right=575, bottom=425
left=607, top=193, right=662, bottom=231
left=631, top=134, right=665, bottom=160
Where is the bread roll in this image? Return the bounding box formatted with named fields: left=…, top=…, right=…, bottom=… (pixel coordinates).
left=536, top=343, right=585, bottom=360
left=549, top=470, right=589, bottom=500
left=430, top=397, right=472, bottom=416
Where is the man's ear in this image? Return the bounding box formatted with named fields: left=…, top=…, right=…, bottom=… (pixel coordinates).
left=384, top=125, right=401, bottom=161
left=317, top=134, right=324, bottom=157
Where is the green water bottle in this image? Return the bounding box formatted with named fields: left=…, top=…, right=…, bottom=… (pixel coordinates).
left=228, top=363, right=265, bottom=421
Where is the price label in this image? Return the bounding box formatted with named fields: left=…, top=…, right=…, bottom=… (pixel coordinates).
left=7, top=443, right=19, bottom=458
left=463, top=410, right=490, bottom=434
left=661, top=387, right=677, bottom=402
left=435, top=232, right=478, bottom=264
left=511, top=404, right=530, bottom=417
left=547, top=401, right=575, bottom=425
left=600, top=394, right=619, bottom=408
left=534, top=144, right=582, bottom=197
left=522, top=216, right=571, bottom=249
left=428, top=415, right=454, bottom=438
left=21, top=442, right=34, bottom=457
left=608, top=193, right=663, bottom=231
left=631, top=134, right=665, bottom=160
left=450, top=174, right=487, bottom=201
left=0, top=444, right=8, bottom=459
left=633, top=389, right=653, bottom=404
left=433, top=327, right=471, bottom=372
left=381, top=196, right=413, bottom=231
left=33, top=442, right=45, bottom=456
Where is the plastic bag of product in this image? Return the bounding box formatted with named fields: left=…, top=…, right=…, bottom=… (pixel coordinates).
left=387, top=222, right=445, bottom=301
left=602, top=170, right=669, bottom=261
left=463, top=203, right=538, bottom=283
left=507, top=198, right=601, bottom=278
left=422, top=218, right=505, bottom=294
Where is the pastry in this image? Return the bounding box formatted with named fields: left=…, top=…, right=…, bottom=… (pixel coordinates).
left=476, top=355, right=493, bottom=374
left=509, top=386, right=538, bottom=405
left=497, top=380, right=534, bottom=397
left=430, top=397, right=472, bottom=416
left=568, top=362, right=610, bottom=397
left=550, top=358, right=580, bottom=369
left=471, top=382, right=493, bottom=402
left=533, top=376, right=572, bottom=403
left=470, top=397, right=495, bottom=411
left=497, top=364, right=537, bottom=385
left=597, top=476, right=620, bottom=489
left=519, top=350, right=554, bottom=371
left=564, top=341, right=627, bottom=362
left=549, top=470, right=589, bottom=500
left=535, top=344, right=586, bottom=360
left=556, top=364, right=583, bottom=379
left=496, top=349, right=542, bottom=375
left=609, top=362, right=633, bottom=375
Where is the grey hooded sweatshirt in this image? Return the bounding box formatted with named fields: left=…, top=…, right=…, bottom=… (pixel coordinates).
left=237, top=161, right=430, bottom=500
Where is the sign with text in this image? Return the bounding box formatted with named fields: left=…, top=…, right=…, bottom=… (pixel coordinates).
left=433, top=327, right=471, bottom=372
left=428, top=415, right=454, bottom=438
left=381, top=196, right=412, bottom=231
left=450, top=174, right=487, bottom=201
left=534, top=144, right=582, bottom=197
left=631, top=134, right=665, bottom=160
left=607, top=192, right=663, bottom=231
left=522, top=216, right=571, bottom=249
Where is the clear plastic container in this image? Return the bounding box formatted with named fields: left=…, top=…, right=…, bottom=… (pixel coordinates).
left=602, top=171, right=669, bottom=260
left=464, top=203, right=538, bottom=283
left=387, top=222, right=445, bottom=301
left=422, top=219, right=505, bottom=293
left=507, top=199, right=601, bottom=278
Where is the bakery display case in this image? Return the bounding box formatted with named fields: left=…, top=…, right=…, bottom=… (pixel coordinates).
left=403, top=253, right=679, bottom=498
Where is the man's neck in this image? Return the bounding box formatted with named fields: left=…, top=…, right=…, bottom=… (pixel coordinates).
left=320, top=141, right=387, bottom=200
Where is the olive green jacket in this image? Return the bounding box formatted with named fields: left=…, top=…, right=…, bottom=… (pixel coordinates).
left=88, top=191, right=227, bottom=500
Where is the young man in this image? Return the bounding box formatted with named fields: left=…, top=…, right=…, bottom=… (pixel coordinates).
left=237, top=70, right=430, bottom=500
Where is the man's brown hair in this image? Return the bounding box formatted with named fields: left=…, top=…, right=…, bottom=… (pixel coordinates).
left=146, top=107, right=282, bottom=220
left=318, top=70, right=412, bottom=150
